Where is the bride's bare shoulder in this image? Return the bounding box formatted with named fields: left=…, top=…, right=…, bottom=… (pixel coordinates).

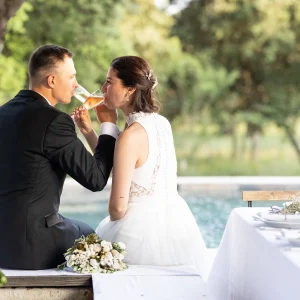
left=117, top=122, right=147, bottom=145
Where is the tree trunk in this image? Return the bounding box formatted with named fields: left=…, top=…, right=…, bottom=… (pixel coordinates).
left=231, top=126, right=238, bottom=160
left=250, top=132, right=259, bottom=162
left=283, top=124, right=300, bottom=164
left=0, top=0, right=24, bottom=53
left=230, top=116, right=238, bottom=160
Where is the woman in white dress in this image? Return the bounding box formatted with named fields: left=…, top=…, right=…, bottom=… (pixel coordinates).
left=73, top=56, right=209, bottom=277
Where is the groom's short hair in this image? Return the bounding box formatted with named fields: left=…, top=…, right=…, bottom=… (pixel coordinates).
left=28, top=44, right=73, bottom=82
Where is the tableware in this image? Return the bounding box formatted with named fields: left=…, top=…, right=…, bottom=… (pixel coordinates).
left=259, top=226, right=285, bottom=231
left=83, top=89, right=104, bottom=110
left=253, top=213, right=300, bottom=229
left=283, top=247, right=300, bottom=251
left=73, top=85, right=90, bottom=103
left=257, top=212, right=300, bottom=223
left=262, top=219, right=300, bottom=229
left=73, top=85, right=104, bottom=110
left=253, top=215, right=265, bottom=222
left=287, top=237, right=300, bottom=247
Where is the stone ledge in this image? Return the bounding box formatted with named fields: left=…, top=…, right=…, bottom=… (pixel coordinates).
left=0, top=287, right=93, bottom=300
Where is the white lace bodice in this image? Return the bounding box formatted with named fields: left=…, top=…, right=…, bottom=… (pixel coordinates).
left=125, top=112, right=178, bottom=201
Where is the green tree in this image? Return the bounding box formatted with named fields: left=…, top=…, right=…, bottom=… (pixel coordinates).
left=0, top=2, right=33, bottom=103
left=1, top=0, right=126, bottom=112
left=118, top=0, right=208, bottom=121
left=173, top=0, right=300, bottom=161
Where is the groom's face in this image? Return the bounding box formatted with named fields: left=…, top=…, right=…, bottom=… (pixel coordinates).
left=51, top=56, right=78, bottom=105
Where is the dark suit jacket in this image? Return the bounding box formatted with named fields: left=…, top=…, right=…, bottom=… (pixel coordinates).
left=0, top=90, right=116, bottom=269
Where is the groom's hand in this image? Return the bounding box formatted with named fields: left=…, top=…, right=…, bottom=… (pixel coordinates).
left=71, top=106, right=93, bottom=136
left=94, top=102, right=118, bottom=124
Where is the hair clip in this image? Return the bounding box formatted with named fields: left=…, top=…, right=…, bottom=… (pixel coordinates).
left=152, top=77, right=158, bottom=90
left=145, top=69, right=152, bottom=80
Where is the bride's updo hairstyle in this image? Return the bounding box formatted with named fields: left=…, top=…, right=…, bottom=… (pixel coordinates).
left=110, top=56, right=160, bottom=113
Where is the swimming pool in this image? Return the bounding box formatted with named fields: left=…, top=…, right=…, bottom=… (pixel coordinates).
left=60, top=177, right=300, bottom=248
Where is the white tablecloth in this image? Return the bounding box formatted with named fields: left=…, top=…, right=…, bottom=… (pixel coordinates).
left=92, top=265, right=215, bottom=300
left=207, top=207, right=300, bottom=300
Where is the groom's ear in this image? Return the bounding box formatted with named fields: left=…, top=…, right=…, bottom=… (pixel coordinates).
left=47, top=74, right=56, bottom=89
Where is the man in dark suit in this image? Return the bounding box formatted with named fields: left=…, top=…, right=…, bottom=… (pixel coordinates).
left=0, top=45, right=119, bottom=269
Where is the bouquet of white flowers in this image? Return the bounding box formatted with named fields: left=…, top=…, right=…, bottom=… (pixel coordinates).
left=58, top=233, right=127, bottom=274
left=0, top=269, right=7, bottom=287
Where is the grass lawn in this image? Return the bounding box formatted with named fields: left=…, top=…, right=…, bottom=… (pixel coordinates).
left=173, top=127, right=300, bottom=176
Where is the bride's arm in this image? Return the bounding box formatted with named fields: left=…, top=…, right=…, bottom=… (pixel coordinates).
left=109, top=129, right=139, bottom=221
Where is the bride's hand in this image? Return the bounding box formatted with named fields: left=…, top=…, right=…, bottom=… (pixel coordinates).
left=94, top=101, right=118, bottom=124
left=71, top=106, right=93, bottom=135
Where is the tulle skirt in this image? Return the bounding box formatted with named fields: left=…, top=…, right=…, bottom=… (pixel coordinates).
left=96, top=194, right=209, bottom=278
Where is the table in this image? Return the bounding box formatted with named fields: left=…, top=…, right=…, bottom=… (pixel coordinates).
left=207, top=207, right=300, bottom=300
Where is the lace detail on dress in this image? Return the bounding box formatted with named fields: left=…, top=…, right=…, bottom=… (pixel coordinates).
left=126, top=111, right=153, bottom=127
left=128, top=113, right=160, bottom=197
left=129, top=133, right=160, bottom=197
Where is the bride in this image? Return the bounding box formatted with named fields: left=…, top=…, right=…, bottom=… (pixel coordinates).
left=73, top=56, right=209, bottom=278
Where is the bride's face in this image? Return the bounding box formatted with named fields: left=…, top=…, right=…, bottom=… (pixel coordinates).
left=101, top=67, right=129, bottom=110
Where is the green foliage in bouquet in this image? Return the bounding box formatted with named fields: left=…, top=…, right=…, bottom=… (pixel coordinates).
left=58, top=233, right=127, bottom=274
left=0, top=269, right=7, bottom=287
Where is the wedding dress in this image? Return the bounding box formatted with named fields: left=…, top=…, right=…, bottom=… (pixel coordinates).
left=96, top=112, right=209, bottom=277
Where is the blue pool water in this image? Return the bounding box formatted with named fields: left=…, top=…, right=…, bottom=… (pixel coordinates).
left=60, top=180, right=292, bottom=248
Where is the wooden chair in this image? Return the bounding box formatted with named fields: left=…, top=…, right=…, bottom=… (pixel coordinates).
left=242, top=191, right=300, bottom=207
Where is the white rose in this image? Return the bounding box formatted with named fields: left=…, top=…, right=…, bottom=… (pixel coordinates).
left=106, top=260, right=112, bottom=266
left=100, top=259, right=106, bottom=266
left=90, top=259, right=98, bottom=267
left=118, top=253, right=124, bottom=260
left=101, top=240, right=108, bottom=247
left=111, top=249, right=119, bottom=257
left=94, top=244, right=101, bottom=252
left=103, top=245, right=111, bottom=253
left=105, top=252, right=113, bottom=260
left=66, top=260, right=73, bottom=267
left=112, top=262, right=120, bottom=270
left=117, top=242, right=126, bottom=250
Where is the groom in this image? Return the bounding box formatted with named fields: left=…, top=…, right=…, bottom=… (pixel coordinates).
left=0, top=45, right=119, bottom=270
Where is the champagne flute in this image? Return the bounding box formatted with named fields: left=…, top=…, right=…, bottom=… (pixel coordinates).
left=73, top=85, right=104, bottom=110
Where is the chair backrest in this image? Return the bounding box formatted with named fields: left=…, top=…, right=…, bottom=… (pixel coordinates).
left=242, top=191, right=300, bottom=207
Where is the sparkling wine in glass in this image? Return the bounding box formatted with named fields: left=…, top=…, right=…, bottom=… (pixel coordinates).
left=73, top=85, right=104, bottom=110
left=83, top=89, right=104, bottom=110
